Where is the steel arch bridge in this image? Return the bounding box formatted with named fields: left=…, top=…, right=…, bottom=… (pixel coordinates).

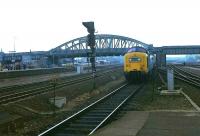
left=49, top=34, right=153, bottom=57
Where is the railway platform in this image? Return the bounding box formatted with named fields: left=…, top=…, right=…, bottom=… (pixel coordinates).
left=93, top=111, right=200, bottom=136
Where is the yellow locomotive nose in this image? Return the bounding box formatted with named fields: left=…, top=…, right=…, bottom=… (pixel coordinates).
left=124, top=52, right=148, bottom=73
left=140, top=64, right=145, bottom=70
left=124, top=46, right=155, bottom=82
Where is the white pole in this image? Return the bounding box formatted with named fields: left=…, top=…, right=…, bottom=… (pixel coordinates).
left=167, top=68, right=174, bottom=91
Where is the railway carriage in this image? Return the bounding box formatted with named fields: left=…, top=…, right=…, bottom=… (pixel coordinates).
left=124, top=47, right=155, bottom=81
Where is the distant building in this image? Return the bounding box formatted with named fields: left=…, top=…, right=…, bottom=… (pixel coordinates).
left=1, top=51, right=48, bottom=70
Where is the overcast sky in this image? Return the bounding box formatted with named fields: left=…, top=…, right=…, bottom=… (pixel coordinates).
left=0, top=0, right=200, bottom=53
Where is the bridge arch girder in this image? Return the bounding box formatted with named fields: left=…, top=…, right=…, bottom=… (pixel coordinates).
left=49, top=34, right=152, bottom=57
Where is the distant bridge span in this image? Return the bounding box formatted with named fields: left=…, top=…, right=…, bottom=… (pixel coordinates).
left=49, top=34, right=153, bottom=57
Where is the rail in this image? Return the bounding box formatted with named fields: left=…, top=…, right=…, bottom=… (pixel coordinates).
left=0, top=67, right=122, bottom=105
left=159, top=65, right=200, bottom=88
left=38, top=83, right=144, bottom=136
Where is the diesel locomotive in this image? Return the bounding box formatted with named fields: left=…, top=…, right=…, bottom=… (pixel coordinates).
left=124, top=46, right=155, bottom=81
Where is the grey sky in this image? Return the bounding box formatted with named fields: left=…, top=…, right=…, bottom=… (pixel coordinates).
left=0, top=0, right=200, bottom=53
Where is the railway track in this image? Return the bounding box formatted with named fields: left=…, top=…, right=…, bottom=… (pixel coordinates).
left=190, top=65, right=200, bottom=69
left=0, top=67, right=122, bottom=105
left=38, top=83, right=144, bottom=136
left=0, top=65, right=121, bottom=93
left=172, top=65, right=200, bottom=88
left=159, top=65, right=200, bottom=88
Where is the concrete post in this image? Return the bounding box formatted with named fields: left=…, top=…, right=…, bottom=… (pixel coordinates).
left=167, top=68, right=174, bottom=91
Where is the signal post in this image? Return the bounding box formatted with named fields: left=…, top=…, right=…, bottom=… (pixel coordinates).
left=82, top=21, right=96, bottom=89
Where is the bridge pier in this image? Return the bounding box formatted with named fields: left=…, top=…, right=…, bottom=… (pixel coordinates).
left=156, top=53, right=166, bottom=67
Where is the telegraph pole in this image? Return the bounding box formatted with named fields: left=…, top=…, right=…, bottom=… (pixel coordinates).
left=82, top=22, right=96, bottom=89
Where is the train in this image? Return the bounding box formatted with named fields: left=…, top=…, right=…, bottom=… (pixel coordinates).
left=124, top=46, right=155, bottom=81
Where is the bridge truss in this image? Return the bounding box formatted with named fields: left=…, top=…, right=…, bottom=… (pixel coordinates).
left=49, top=34, right=152, bottom=57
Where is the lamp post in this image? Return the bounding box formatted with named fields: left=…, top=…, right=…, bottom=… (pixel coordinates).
left=9, top=36, right=16, bottom=70
left=9, top=51, right=16, bottom=70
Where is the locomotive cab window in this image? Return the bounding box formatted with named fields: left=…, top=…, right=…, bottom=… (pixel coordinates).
left=129, top=57, right=141, bottom=62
